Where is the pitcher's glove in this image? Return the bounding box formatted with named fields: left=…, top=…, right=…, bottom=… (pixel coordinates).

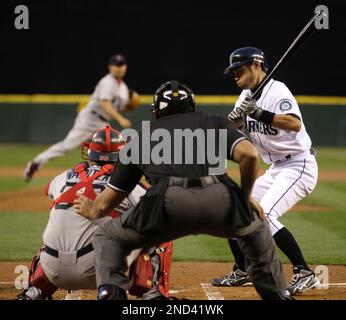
left=125, top=90, right=141, bottom=111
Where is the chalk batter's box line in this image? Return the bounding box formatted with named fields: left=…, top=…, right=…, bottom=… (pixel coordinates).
left=2, top=281, right=346, bottom=287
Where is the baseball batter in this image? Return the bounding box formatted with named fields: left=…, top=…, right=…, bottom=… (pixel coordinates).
left=18, top=126, right=169, bottom=300
left=24, top=54, right=140, bottom=182
left=211, top=47, right=319, bottom=295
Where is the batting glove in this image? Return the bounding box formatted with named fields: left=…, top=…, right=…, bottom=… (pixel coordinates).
left=228, top=107, right=243, bottom=120
left=239, top=97, right=276, bottom=125
left=228, top=107, right=246, bottom=127
left=240, top=97, right=264, bottom=120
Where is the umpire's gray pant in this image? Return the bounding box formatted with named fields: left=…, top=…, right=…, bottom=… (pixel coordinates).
left=93, top=182, right=287, bottom=298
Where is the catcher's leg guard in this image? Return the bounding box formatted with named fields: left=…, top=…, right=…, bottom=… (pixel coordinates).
left=128, top=241, right=173, bottom=299
left=28, top=253, right=58, bottom=297
left=156, top=241, right=173, bottom=298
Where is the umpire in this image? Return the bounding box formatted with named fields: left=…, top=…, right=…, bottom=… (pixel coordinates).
left=74, top=80, right=291, bottom=300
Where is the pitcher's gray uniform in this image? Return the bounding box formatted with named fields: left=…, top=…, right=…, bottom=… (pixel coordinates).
left=41, top=164, right=145, bottom=290
left=24, top=54, right=131, bottom=182
left=27, top=76, right=129, bottom=171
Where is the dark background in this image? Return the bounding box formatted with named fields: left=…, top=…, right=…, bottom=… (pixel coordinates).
left=0, top=0, right=344, bottom=95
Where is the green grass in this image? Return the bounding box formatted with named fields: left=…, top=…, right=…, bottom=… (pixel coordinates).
left=280, top=210, right=346, bottom=264
left=0, top=145, right=346, bottom=264
left=0, top=144, right=81, bottom=168
left=0, top=145, right=345, bottom=170
left=0, top=212, right=49, bottom=260
left=174, top=235, right=232, bottom=262
left=0, top=177, right=49, bottom=193
left=314, top=147, right=346, bottom=170
left=226, top=147, right=346, bottom=172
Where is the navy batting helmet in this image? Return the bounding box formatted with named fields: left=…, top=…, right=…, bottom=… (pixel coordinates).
left=224, top=47, right=268, bottom=74
left=82, top=125, right=126, bottom=163
left=151, top=80, right=195, bottom=119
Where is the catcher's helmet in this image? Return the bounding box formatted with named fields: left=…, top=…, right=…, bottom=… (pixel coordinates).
left=151, top=80, right=195, bottom=119
left=224, top=47, right=268, bottom=74
left=82, top=125, right=125, bottom=163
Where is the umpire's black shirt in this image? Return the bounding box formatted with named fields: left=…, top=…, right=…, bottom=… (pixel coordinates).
left=108, top=111, right=246, bottom=194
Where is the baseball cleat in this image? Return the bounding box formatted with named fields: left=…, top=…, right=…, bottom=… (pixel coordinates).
left=287, top=265, right=320, bottom=295
left=23, top=161, right=40, bottom=182
left=211, top=269, right=253, bottom=287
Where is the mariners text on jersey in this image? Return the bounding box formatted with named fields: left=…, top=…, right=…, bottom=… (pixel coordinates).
left=247, top=120, right=278, bottom=135
left=235, top=79, right=312, bottom=164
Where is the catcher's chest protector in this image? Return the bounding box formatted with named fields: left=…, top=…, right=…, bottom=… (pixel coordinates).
left=51, top=163, right=113, bottom=208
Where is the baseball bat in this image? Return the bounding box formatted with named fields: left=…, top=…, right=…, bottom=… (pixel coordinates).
left=252, top=10, right=324, bottom=100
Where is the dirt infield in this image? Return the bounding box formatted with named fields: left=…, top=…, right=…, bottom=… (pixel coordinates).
left=0, top=186, right=330, bottom=213
left=1, top=261, right=346, bottom=300
left=0, top=167, right=63, bottom=179
left=0, top=187, right=50, bottom=212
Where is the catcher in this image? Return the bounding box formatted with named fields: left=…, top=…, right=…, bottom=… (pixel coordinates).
left=24, top=54, right=141, bottom=182
left=18, top=126, right=172, bottom=300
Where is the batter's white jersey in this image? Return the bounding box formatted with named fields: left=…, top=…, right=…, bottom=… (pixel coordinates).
left=43, top=164, right=145, bottom=252
left=235, top=79, right=312, bottom=164
left=232, top=78, right=318, bottom=236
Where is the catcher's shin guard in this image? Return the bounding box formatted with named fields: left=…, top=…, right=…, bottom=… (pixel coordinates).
left=157, top=241, right=173, bottom=297
left=28, top=253, right=57, bottom=297
left=128, top=241, right=173, bottom=298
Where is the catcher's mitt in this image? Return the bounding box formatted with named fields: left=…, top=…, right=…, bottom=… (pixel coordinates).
left=125, top=89, right=140, bottom=111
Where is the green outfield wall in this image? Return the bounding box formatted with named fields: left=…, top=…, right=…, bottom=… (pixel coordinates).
left=1, top=100, right=345, bottom=146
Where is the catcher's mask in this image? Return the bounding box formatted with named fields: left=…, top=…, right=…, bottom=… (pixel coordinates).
left=151, top=80, right=195, bottom=119
left=81, top=125, right=125, bottom=163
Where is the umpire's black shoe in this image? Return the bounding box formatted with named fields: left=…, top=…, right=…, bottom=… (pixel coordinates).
left=261, top=289, right=295, bottom=300
left=97, top=285, right=128, bottom=300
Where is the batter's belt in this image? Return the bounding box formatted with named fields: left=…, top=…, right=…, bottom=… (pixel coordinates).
left=273, top=148, right=316, bottom=165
